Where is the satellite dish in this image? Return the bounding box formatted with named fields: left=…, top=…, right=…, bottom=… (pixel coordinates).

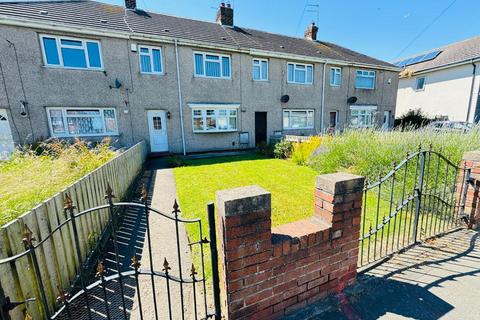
left=281, top=95, right=290, bottom=103
left=347, top=96, right=358, bottom=104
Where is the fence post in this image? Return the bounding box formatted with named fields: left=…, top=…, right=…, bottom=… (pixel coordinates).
left=207, top=203, right=222, bottom=320
left=412, top=151, right=426, bottom=243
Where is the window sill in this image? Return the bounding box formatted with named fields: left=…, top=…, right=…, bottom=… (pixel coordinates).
left=51, top=133, right=120, bottom=138
left=42, top=65, right=105, bottom=72
left=283, top=127, right=314, bottom=130
left=287, top=81, right=313, bottom=86
left=354, top=87, right=375, bottom=90
left=193, top=75, right=232, bottom=80
left=193, top=130, right=238, bottom=134
left=140, top=72, right=165, bottom=76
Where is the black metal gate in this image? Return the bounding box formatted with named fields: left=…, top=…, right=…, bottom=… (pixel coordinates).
left=1, top=184, right=221, bottom=320
left=358, top=147, right=472, bottom=268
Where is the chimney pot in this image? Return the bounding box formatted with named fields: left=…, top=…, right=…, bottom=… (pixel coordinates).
left=125, top=0, right=136, bottom=9
left=304, top=21, right=319, bottom=41
left=216, top=2, right=234, bottom=26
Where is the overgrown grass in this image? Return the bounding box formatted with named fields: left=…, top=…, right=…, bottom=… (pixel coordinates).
left=174, top=154, right=318, bottom=279
left=310, top=128, right=480, bottom=180
left=0, top=139, right=115, bottom=226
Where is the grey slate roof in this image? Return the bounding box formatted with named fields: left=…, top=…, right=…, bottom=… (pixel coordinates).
left=0, top=0, right=396, bottom=69
left=395, top=36, right=480, bottom=72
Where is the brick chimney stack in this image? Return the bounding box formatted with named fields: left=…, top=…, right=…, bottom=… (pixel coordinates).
left=304, top=22, right=319, bottom=41
left=125, top=0, right=136, bottom=10
left=216, top=2, right=234, bottom=27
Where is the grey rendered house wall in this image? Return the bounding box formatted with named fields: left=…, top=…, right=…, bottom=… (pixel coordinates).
left=0, top=24, right=398, bottom=154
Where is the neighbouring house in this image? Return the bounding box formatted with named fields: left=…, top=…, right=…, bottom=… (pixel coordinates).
left=0, top=0, right=399, bottom=155
left=394, top=36, right=480, bottom=122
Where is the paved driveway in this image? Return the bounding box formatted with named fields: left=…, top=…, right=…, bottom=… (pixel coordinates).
left=287, top=228, right=480, bottom=320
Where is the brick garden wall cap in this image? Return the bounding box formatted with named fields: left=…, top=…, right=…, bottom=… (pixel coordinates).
left=463, top=151, right=480, bottom=162
left=216, top=185, right=271, bottom=217
left=315, top=173, right=365, bottom=195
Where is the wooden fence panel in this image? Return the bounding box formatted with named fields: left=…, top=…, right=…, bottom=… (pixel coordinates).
left=0, top=141, right=147, bottom=320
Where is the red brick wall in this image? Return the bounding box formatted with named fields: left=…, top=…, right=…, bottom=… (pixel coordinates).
left=463, top=152, right=480, bottom=229
left=216, top=173, right=364, bottom=319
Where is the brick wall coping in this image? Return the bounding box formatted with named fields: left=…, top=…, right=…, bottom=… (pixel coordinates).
left=216, top=185, right=271, bottom=217
left=463, top=151, right=480, bottom=162
left=315, top=173, right=364, bottom=195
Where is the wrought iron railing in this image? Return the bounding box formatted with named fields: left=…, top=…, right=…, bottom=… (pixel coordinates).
left=0, top=184, right=221, bottom=320
left=358, top=147, right=472, bottom=268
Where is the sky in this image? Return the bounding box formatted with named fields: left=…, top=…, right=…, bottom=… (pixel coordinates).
left=99, top=0, right=478, bottom=62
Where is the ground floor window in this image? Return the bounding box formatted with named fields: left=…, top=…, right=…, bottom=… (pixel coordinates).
left=350, top=105, right=377, bottom=128
left=190, top=104, right=238, bottom=132
left=47, top=107, right=118, bottom=137
left=283, top=109, right=314, bottom=129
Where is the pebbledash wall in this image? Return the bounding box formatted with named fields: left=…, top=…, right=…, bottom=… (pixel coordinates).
left=215, top=172, right=364, bottom=319
left=0, top=23, right=399, bottom=154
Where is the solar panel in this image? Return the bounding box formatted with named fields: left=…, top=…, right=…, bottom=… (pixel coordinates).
left=393, top=50, right=442, bottom=68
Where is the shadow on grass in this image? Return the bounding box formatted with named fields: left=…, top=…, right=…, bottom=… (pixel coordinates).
left=180, top=153, right=268, bottom=167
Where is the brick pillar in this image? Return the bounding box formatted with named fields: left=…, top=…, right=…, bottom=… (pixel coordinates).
left=216, top=173, right=364, bottom=320
left=216, top=186, right=272, bottom=319
left=314, top=173, right=364, bottom=287
left=463, top=151, right=480, bottom=229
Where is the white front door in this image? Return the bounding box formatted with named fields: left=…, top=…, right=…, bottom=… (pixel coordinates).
left=0, top=109, right=14, bottom=160
left=147, top=110, right=169, bottom=152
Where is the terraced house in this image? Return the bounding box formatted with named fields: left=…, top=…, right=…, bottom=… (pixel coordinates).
left=0, top=0, right=400, bottom=155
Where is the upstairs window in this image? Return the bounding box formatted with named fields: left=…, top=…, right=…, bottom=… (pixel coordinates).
left=47, top=107, right=118, bottom=137
left=191, top=105, right=238, bottom=132
left=139, top=45, right=163, bottom=74
left=287, top=63, right=313, bottom=84
left=252, top=58, right=268, bottom=81
left=194, top=52, right=231, bottom=78
left=330, top=67, right=342, bottom=86
left=283, top=109, right=314, bottom=129
left=40, top=35, right=103, bottom=70
left=416, top=77, right=426, bottom=91
left=355, top=70, right=376, bottom=89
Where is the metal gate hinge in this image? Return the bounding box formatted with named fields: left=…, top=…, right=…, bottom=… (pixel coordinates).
left=2, top=296, right=36, bottom=313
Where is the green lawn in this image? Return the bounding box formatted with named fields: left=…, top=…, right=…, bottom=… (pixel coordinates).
left=173, top=154, right=318, bottom=279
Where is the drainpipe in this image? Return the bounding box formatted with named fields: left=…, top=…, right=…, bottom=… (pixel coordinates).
left=320, top=62, right=327, bottom=134
left=174, top=39, right=187, bottom=155
left=466, top=60, right=477, bottom=122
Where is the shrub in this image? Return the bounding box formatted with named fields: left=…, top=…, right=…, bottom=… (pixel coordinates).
left=395, top=109, right=433, bottom=130
left=291, top=136, right=322, bottom=165
left=273, top=139, right=294, bottom=159
left=257, top=141, right=275, bottom=157
left=166, top=155, right=186, bottom=168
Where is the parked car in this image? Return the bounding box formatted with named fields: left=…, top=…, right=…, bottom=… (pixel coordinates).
left=426, top=121, right=474, bottom=133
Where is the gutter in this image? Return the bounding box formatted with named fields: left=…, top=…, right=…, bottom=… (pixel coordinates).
left=466, top=60, right=477, bottom=122
left=0, top=15, right=401, bottom=72
left=174, top=39, right=187, bottom=155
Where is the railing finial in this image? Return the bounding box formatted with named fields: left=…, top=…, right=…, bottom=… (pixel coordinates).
left=190, top=263, right=197, bottom=279
left=131, top=255, right=141, bottom=269
left=140, top=184, right=148, bottom=203
left=95, top=261, right=105, bottom=278
left=162, top=258, right=171, bottom=274
left=105, top=183, right=115, bottom=200
left=172, top=199, right=180, bottom=215
left=22, top=226, right=35, bottom=248
left=63, top=194, right=75, bottom=211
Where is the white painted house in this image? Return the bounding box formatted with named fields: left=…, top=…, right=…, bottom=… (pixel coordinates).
left=394, top=36, right=480, bottom=122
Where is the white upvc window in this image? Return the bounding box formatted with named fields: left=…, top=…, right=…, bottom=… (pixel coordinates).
left=416, top=77, right=426, bottom=91
left=193, top=52, right=231, bottom=78
left=46, top=107, right=118, bottom=137
left=287, top=62, right=313, bottom=84
left=350, top=105, right=377, bottom=128
left=283, top=109, right=314, bottom=129
left=40, top=34, right=103, bottom=70
left=355, top=70, right=376, bottom=89
left=252, top=58, right=268, bottom=81
left=190, top=104, right=238, bottom=132
left=330, top=67, right=342, bottom=86
left=139, top=45, right=163, bottom=74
